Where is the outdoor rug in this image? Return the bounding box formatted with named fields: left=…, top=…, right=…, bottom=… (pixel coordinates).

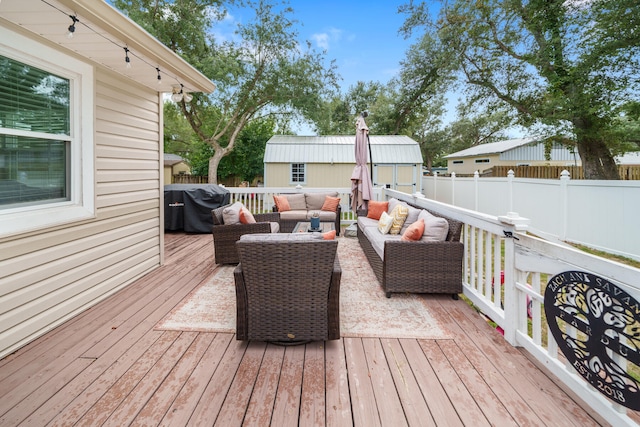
left=155, top=236, right=452, bottom=339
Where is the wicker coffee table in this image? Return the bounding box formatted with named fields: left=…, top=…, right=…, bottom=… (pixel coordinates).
left=292, top=221, right=335, bottom=234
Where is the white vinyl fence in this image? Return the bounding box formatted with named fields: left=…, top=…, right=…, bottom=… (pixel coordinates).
left=422, top=170, right=640, bottom=262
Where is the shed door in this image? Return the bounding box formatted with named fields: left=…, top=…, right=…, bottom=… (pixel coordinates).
left=396, top=164, right=418, bottom=194
left=373, top=164, right=419, bottom=193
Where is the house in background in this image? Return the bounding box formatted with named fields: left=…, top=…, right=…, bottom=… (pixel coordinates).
left=264, top=135, right=424, bottom=194
left=444, top=137, right=580, bottom=175
left=164, top=153, right=191, bottom=184
left=0, top=0, right=215, bottom=359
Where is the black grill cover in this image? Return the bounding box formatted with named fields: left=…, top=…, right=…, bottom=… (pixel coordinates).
left=164, top=184, right=230, bottom=233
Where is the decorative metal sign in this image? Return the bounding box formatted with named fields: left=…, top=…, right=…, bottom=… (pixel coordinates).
left=544, top=271, right=640, bottom=410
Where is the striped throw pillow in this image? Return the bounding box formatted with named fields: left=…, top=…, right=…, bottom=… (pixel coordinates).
left=389, top=204, right=409, bottom=235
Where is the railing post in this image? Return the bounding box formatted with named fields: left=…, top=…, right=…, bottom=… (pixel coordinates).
left=497, top=211, right=530, bottom=345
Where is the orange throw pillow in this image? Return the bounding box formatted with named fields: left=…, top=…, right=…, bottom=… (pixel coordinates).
left=239, top=207, right=256, bottom=224
left=322, top=229, right=336, bottom=240
left=401, top=218, right=425, bottom=241
left=367, top=200, right=389, bottom=220
left=273, top=195, right=290, bottom=212
left=321, top=196, right=340, bottom=212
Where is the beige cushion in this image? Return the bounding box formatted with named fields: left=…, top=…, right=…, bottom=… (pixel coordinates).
left=389, top=204, right=409, bottom=235
left=305, top=192, right=338, bottom=210
left=279, top=210, right=308, bottom=220
left=387, top=198, right=401, bottom=214
left=286, top=193, right=307, bottom=210
left=222, top=202, right=244, bottom=224
left=419, top=210, right=449, bottom=241
left=400, top=204, right=421, bottom=233
left=377, top=211, right=393, bottom=234
left=306, top=210, right=336, bottom=221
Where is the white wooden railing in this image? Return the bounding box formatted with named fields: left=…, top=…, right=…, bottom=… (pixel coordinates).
left=222, top=185, right=639, bottom=425
left=219, top=185, right=384, bottom=223
left=384, top=188, right=640, bottom=427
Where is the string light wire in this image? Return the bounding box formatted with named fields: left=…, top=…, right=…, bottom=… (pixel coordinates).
left=39, top=0, right=189, bottom=91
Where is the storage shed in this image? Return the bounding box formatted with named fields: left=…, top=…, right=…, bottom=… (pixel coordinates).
left=0, top=0, right=215, bottom=358
left=444, top=137, right=580, bottom=175
left=164, top=153, right=191, bottom=184
left=264, top=135, right=424, bottom=194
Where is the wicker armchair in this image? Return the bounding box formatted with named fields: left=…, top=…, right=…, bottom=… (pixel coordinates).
left=234, top=234, right=341, bottom=343
left=211, top=205, right=280, bottom=264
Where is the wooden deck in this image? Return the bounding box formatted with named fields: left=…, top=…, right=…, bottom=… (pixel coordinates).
left=0, top=232, right=608, bottom=426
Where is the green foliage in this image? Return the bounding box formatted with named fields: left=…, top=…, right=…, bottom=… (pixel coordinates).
left=114, top=0, right=339, bottom=183
left=402, top=0, right=640, bottom=179
left=218, top=118, right=274, bottom=181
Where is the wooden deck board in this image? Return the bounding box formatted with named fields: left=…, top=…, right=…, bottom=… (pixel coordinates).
left=271, top=344, right=305, bottom=426
left=299, top=341, right=326, bottom=426
left=0, top=233, right=611, bottom=426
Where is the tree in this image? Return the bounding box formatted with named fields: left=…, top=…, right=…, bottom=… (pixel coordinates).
left=115, top=0, right=339, bottom=183
left=217, top=118, right=274, bottom=182
left=401, top=0, right=640, bottom=179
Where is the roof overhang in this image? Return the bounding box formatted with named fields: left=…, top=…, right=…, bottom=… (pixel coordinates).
left=0, top=0, right=216, bottom=95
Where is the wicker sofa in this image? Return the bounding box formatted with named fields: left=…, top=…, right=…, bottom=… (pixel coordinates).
left=357, top=199, right=463, bottom=299
left=211, top=203, right=280, bottom=264
left=234, top=233, right=341, bottom=343
left=272, top=192, right=342, bottom=235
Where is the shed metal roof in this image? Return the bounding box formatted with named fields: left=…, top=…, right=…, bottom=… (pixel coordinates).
left=264, top=135, right=423, bottom=164
left=444, top=137, right=539, bottom=159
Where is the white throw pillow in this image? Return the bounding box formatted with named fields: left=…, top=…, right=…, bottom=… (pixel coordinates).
left=222, top=202, right=244, bottom=225
left=418, top=210, right=449, bottom=241
left=377, top=211, right=393, bottom=234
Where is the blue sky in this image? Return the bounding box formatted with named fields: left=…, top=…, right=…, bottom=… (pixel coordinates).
left=216, top=1, right=425, bottom=93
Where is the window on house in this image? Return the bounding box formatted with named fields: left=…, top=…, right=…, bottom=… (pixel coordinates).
left=291, top=163, right=306, bottom=184
left=453, top=160, right=463, bottom=164
left=0, top=55, right=70, bottom=208
left=0, top=26, right=94, bottom=237
left=475, top=159, right=490, bottom=163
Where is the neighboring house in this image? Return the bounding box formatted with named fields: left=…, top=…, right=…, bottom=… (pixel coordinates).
left=264, top=135, right=424, bottom=194
left=0, top=0, right=215, bottom=358
left=164, top=153, right=191, bottom=184
left=444, top=137, right=580, bottom=175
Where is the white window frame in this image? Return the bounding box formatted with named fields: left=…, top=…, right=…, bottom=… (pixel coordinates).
left=290, top=163, right=306, bottom=185
left=0, top=26, right=95, bottom=237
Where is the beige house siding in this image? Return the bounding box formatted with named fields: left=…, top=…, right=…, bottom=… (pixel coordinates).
left=447, top=154, right=572, bottom=175
left=265, top=163, right=354, bottom=188
left=0, top=68, right=163, bottom=358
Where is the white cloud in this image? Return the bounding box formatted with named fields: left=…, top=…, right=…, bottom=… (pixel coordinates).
left=312, top=33, right=330, bottom=50
left=311, top=27, right=344, bottom=50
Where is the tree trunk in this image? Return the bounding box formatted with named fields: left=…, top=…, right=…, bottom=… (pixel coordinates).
left=208, top=151, right=225, bottom=184
left=576, top=138, right=619, bottom=180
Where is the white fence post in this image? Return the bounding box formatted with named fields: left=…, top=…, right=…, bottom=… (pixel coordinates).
left=560, top=169, right=570, bottom=241
left=451, top=172, right=456, bottom=206
left=507, top=169, right=514, bottom=212
left=433, top=171, right=438, bottom=200
left=474, top=170, right=479, bottom=211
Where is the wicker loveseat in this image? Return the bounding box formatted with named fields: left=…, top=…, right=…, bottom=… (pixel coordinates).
left=211, top=203, right=280, bottom=264
left=357, top=199, right=463, bottom=299
left=234, top=233, right=341, bottom=343
left=272, top=192, right=342, bottom=235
